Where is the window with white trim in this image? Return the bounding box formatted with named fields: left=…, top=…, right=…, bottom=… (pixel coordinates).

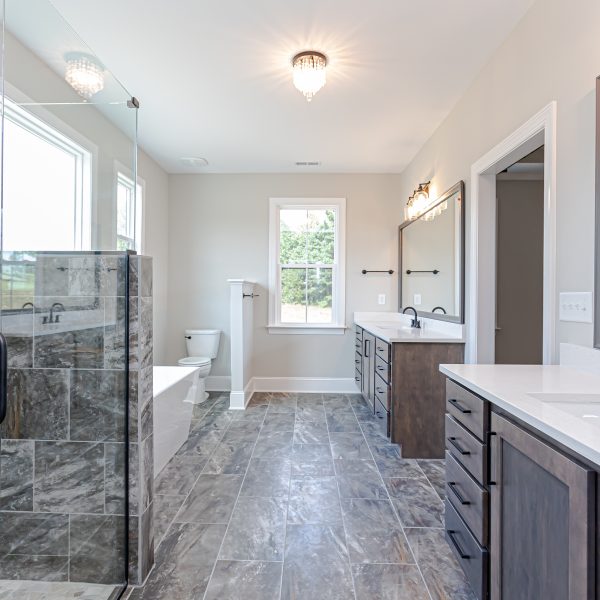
left=269, top=198, right=346, bottom=333
left=3, top=96, right=91, bottom=251
left=116, top=172, right=143, bottom=253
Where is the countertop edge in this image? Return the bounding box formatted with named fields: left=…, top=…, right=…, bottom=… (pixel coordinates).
left=355, top=320, right=465, bottom=344
left=440, top=365, right=600, bottom=468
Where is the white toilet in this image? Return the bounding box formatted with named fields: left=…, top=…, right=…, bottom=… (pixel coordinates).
left=178, top=329, right=221, bottom=403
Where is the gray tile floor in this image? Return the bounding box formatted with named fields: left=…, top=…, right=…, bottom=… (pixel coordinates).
left=129, top=392, right=476, bottom=600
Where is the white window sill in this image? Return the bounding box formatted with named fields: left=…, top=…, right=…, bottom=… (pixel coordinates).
left=268, top=324, right=347, bottom=335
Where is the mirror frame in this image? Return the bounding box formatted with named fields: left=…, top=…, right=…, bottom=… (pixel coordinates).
left=595, top=76, right=600, bottom=348
left=398, top=180, right=465, bottom=323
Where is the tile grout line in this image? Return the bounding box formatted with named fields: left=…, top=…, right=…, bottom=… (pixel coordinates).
left=326, top=394, right=359, bottom=600
left=353, top=399, right=435, bottom=600
left=200, top=397, right=269, bottom=600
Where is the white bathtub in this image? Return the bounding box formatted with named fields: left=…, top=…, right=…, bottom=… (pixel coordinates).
left=153, top=366, right=203, bottom=476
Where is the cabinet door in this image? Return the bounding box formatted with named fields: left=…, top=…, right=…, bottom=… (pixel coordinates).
left=490, top=413, right=595, bottom=600
left=362, top=332, right=375, bottom=405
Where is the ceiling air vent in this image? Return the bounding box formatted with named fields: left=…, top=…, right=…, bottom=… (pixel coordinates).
left=180, top=157, right=209, bottom=168
left=295, top=161, right=321, bottom=167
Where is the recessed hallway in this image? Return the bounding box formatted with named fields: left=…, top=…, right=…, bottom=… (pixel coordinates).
left=127, top=392, right=475, bottom=600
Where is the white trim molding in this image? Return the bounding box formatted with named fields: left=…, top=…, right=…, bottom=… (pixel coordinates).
left=468, top=101, right=557, bottom=364
left=268, top=197, right=346, bottom=334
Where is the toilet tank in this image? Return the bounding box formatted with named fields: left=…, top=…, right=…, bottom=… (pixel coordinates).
left=184, top=329, right=221, bottom=358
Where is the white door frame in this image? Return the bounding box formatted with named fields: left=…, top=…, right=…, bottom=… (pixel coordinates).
left=467, top=101, right=557, bottom=364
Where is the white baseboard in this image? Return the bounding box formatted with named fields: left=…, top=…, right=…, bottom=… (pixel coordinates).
left=229, top=379, right=255, bottom=409
left=205, top=375, right=231, bottom=391
left=252, top=377, right=359, bottom=394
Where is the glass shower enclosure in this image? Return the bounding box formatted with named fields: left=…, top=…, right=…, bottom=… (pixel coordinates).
left=0, top=0, right=137, bottom=597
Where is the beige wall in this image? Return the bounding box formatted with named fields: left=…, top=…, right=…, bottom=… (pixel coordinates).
left=396, top=0, right=600, bottom=351
left=166, top=174, right=402, bottom=377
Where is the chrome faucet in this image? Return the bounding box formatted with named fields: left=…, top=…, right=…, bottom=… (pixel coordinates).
left=43, top=302, right=65, bottom=325
left=402, top=306, right=421, bottom=329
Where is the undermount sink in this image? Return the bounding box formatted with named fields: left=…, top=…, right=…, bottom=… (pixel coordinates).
left=527, top=393, right=600, bottom=426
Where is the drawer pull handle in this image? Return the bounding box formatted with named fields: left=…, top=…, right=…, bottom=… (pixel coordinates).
left=377, top=346, right=385, bottom=351
left=376, top=410, right=384, bottom=419
left=355, top=377, right=360, bottom=381
left=447, top=437, right=470, bottom=455
left=355, top=359, right=360, bottom=364
left=447, top=530, right=471, bottom=560
left=377, top=365, right=385, bottom=371
left=448, top=482, right=470, bottom=505
left=376, top=387, right=385, bottom=394
left=448, top=398, right=472, bottom=414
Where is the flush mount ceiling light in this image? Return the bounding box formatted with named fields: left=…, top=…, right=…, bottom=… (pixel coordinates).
left=64, top=52, right=105, bottom=100
left=292, top=51, right=328, bottom=102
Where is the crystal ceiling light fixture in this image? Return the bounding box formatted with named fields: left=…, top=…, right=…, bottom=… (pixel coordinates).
left=292, top=51, right=328, bottom=102
left=64, top=52, right=105, bottom=100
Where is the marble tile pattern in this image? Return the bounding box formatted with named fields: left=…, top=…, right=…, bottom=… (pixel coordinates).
left=0, top=252, right=136, bottom=591
left=133, top=391, right=475, bottom=600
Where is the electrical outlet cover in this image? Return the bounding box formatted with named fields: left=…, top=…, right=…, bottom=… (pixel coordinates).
left=414, top=294, right=422, bottom=305
left=378, top=294, right=386, bottom=305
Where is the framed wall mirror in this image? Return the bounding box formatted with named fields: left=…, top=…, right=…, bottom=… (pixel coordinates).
left=398, top=180, right=465, bottom=323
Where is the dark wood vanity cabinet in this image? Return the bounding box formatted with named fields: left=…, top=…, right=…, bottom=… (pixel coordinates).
left=489, top=412, right=596, bottom=600
left=444, top=377, right=599, bottom=600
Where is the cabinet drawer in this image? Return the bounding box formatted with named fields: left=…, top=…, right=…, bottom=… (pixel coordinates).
left=374, top=338, right=390, bottom=363
left=446, top=379, right=489, bottom=441
left=354, top=352, right=362, bottom=373
left=445, top=414, right=487, bottom=485
left=445, top=500, right=489, bottom=600
left=445, top=450, right=488, bottom=546
left=374, top=399, right=390, bottom=437
left=374, top=354, right=390, bottom=383
left=374, top=373, right=390, bottom=410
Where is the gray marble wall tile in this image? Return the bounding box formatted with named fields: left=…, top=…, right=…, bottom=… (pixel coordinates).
left=34, top=441, right=105, bottom=514
left=2, top=369, right=68, bottom=441
left=175, top=474, right=243, bottom=524
left=0, top=439, right=34, bottom=510
left=129, top=371, right=139, bottom=440
left=0, top=512, right=68, bottom=555
left=204, top=560, right=282, bottom=600
left=138, top=297, right=153, bottom=370
left=128, top=296, right=140, bottom=371
left=352, top=564, right=430, bottom=600
left=128, top=442, right=140, bottom=515
left=282, top=524, right=354, bottom=600
left=139, top=257, right=153, bottom=298
left=3, top=299, right=34, bottom=368
left=104, top=296, right=127, bottom=370
left=219, top=497, right=287, bottom=561
left=69, top=514, right=126, bottom=584
left=0, top=555, right=69, bottom=582
left=139, top=502, right=154, bottom=583
left=128, top=523, right=226, bottom=600
left=104, top=443, right=126, bottom=515
left=386, top=478, right=444, bottom=528
left=34, top=256, right=69, bottom=297
left=70, top=370, right=126, bottom=442
left=35, top=326, right=105, bottom=370
left=140, top=434, right=154, bottom=512
left=5, top=334, right=33, bottom=369
left=241, top=458, right=291, bottom=498
left=99, top=256, right=127, bottom=297
left=68, top=257, right=99, bottom=296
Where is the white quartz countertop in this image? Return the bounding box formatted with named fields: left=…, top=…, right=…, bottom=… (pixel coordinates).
left=440, top=364, right=600, bottom=467
left=354, top=311, right=464, bottom=344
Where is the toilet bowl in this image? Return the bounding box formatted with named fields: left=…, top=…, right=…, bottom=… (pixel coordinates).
left=177, top=329, right=221, bottom=403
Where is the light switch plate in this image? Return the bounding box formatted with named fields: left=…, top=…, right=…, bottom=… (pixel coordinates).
left=559, top=292, right=593, bottom=323
left=378, top=294, right=386, bottom=305
left=414, top=294, right=422, bottom=306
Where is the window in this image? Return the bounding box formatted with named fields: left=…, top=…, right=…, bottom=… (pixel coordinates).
left=116, top=171, right=143, bottom=253
left=269, top=198, right=346, bottom=333
left=2, top=97, right=91, bottom=251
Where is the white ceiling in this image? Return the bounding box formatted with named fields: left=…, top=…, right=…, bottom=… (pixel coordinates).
left=47, top=0, right=534, bottom=173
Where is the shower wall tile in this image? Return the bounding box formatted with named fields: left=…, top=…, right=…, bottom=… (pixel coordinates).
left=69, top=514, right=126, bottom=584
left=34, top=441, right=105, bottom=514
left=3, top=299, right=33, bottom=368
left=0, top=554, right=69, bottom=582
left=34, top=256, right=69, bottom=297
left=0, top=440, right=34, bottom=511
left=99, top=255, right=127, bottom=297
left=0, top=512, right=69, bottom=555
left=2, top=369, right=68, bottom=441
left=104, top=443, right=126, bottom=516
left=70, top=369, right=126, bottom=442
left=104, top=296, right=127, bottom=370
left=34, top=327, right=105, bottom=369
left=68, top=256, right=99, bottom=296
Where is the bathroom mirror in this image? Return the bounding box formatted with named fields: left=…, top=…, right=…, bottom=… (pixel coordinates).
left=594, top=76, right=600, bottom=349
left=398, top=181, right=465, bottom=323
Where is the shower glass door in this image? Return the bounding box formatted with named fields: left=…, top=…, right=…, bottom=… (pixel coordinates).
left=0, top=1, right=137, bottom=597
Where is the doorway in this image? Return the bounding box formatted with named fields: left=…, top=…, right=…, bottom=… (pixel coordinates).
left=467, top=102, right=557, bottom=365
left=495, top=147, right=544, bottom=364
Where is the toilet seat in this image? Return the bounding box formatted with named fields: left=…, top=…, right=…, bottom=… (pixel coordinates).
left=178, top=356, right=211, bottom=367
